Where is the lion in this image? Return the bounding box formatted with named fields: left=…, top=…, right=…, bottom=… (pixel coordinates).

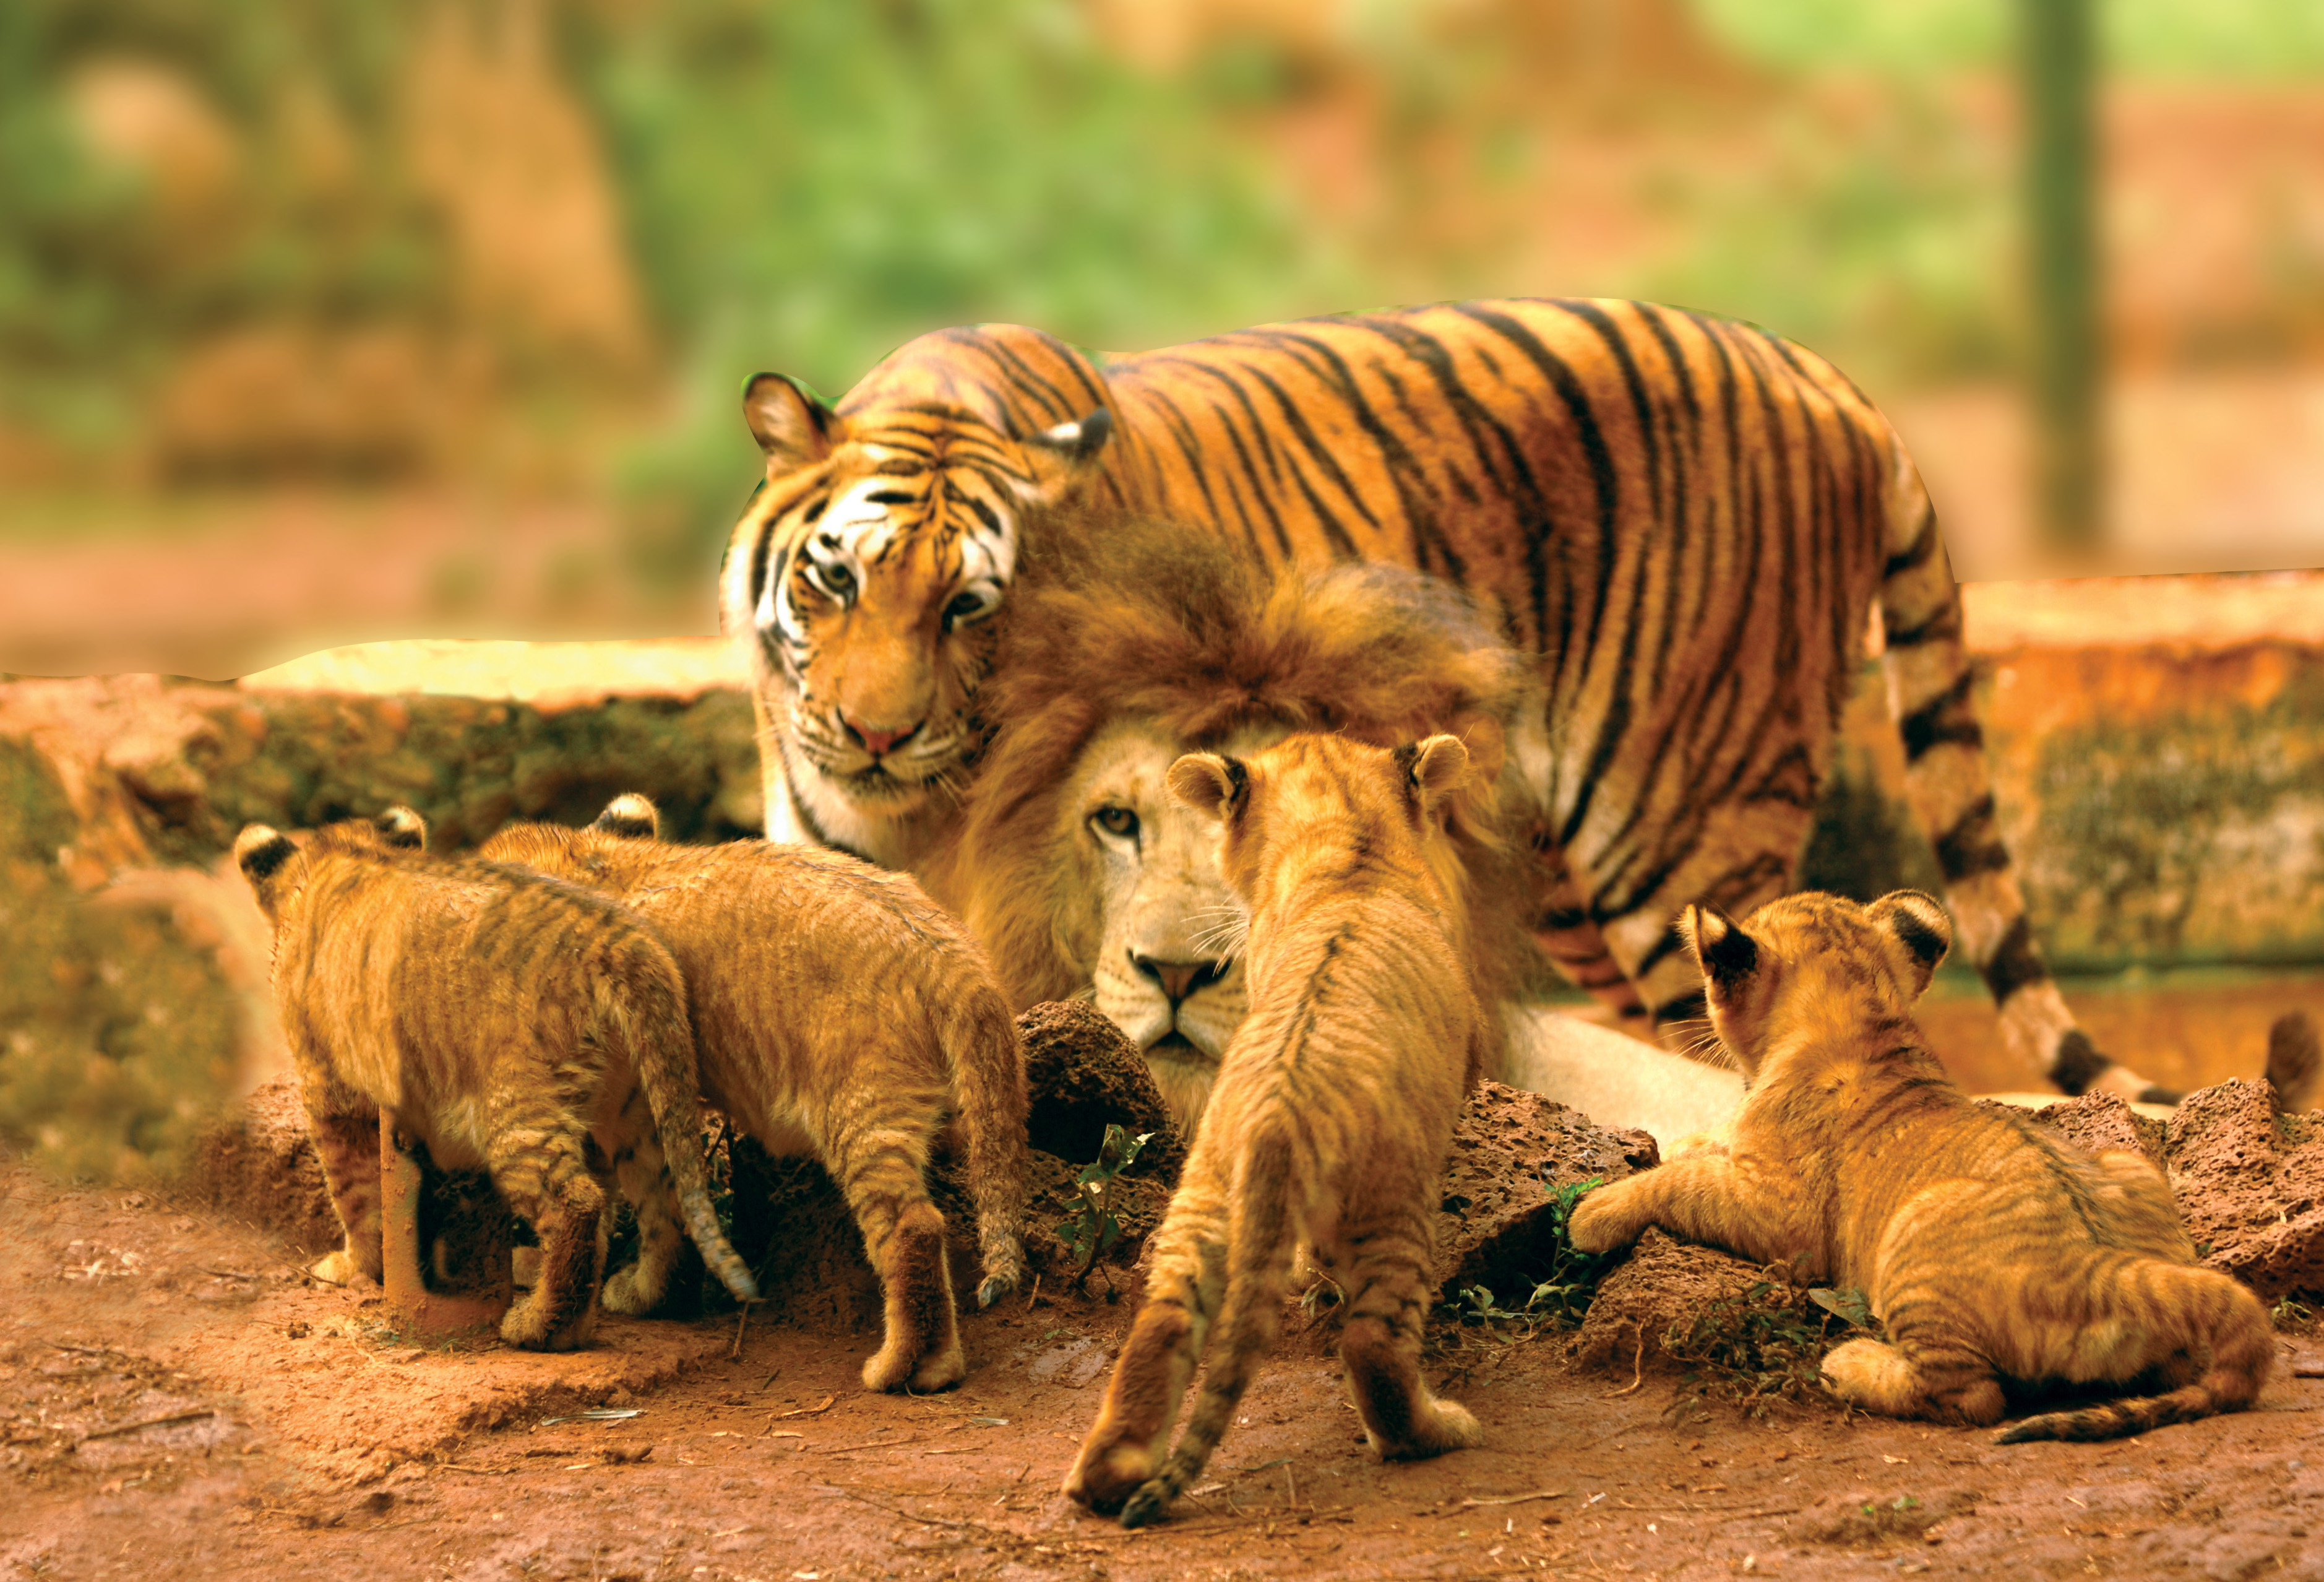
left=232, top=810, right=758, bottom=1350
left=476, top=794, right=1030, bottom=1392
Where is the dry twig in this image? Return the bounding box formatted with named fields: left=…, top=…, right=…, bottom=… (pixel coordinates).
left=77, top=1407, right=215, bottom=1445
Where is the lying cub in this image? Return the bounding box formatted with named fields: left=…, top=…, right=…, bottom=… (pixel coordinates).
left=1065, top=733, right=1490, bottom=1527
left=1569, top=889, right=2273, bottom=1443
left=479, top=796, right=1029, bottom=1393
left=234, top=810, right=757, bottom=1349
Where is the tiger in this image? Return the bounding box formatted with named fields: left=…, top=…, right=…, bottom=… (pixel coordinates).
left=232, top=810, right=759, bottom=1350
left=718, top=297, right=2171, bottom=1106
left=1565, top=888, right=2274, bottom=1443
left=476, top=795, right=1030, bottom=1392
left=1063, top=733, right=1489, bottom=1528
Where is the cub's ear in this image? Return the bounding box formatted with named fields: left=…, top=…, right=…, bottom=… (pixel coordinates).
left=742, top=372, right=840, bottom=475
left=233, top=824, right=299, bottom=886
left=375, top=806, right=427, bottom=850
left=1869, top=889, right=1952, bottom=996
left=1684, top=904, right=1758, bottom=986
left=1397, top=733, right=1473, bottom=818
left=1166, top=751, right=1246, bottom=823
left=592, top=793, right=661, bottom=841
left=1018, top=407, right=1113, bottom=500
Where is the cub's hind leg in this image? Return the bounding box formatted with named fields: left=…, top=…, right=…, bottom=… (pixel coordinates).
left=1333, top=1197, right=1482, bottom=1461
left=1820, top=1332, right=2004, bottom=1427
left=1064, top=1174, right=1229, bottom=1515
left=485, top=1089, right=608, bottom=1352
left=825, top=1094, right=958, bottom=1392
left=301, top=1077, right=387, bottom=1288
left=596, top=1084, right=687, bottom=1316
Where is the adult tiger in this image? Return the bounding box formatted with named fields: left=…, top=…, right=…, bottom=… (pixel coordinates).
left=718, top=298, right=2168, bottom=1104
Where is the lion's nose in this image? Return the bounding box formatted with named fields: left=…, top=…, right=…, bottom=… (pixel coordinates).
left=841, top=714, right=921, bottom=759
left=1131, top=953, right=1229, bottom=1009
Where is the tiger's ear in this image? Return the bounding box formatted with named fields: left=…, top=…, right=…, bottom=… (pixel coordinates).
left=1397, top=733, right=1473, bottom=819
left=1868, top=889, right=1952, bottom=997
left=375, top=806, right=427, bottom=850
left=1166, top=751, right=1246, bottom=823
left=743, top=373, right=840, bottom=475
left=1018, top=407, right=1113, bottom=500
left=592, top=794, right=661, bottom=841
left=1684, top=904, right=1758, bottom=987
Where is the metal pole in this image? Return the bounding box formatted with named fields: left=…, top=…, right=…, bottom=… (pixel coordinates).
left=2020, top=0, right=2102, bottom=555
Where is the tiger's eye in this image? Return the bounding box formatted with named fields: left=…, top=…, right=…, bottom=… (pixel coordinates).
left=1091, top=805, right=1139, bottom=840
left=944, top=590, right=987, bottom=625
left=810, top=560, right=856, bottom=601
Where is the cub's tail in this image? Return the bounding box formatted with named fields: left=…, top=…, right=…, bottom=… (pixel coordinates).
left=601, top=950, right=760, bottom=1304
left=1872, top=428, right=2175, bottom=1105
left=945, top=974, right=1031, bottom=1307
left=1995, top=1260, right=2271, bottom=1444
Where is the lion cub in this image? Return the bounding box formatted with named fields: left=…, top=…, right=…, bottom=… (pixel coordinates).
left=478, top=795, right=1029, bottom=1393
left=1569, top=889, right=2273, bottom=1443
left=234, top=811, right=758, bottom=1349
left=1064, top=733, right=1490, bottom=1527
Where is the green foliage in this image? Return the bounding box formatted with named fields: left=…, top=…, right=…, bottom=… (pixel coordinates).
left=1661, top=1277, right=1875, bottom=1422
left=1442, top=1174, right=1615, bottom=1342
left=1054, top=1122, right=1153, bottom=1288
left=562, top=0, right=1340, bottom=572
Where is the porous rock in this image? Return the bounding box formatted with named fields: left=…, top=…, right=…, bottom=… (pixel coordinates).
left=1435, top=1080, right=1659, bottom=1299
left=1567, top=1227, right=1768, bottom=1374
left=1017, top=1000, right=1186, bottom=1182
left=2002, top=1090, right=2167, bottom=1167
left=2163, top=1077, right=2324, bottom=1302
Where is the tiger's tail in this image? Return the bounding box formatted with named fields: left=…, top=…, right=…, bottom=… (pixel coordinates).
left=1994, top=1260, right=2273, bottom=1443
left=1872, top=429, right=2177, bottom=1104
left=1119, top=1128, right=1298, bottom=1529
left=944, top=974, right=1031, bottom=1307
left=598, top=957, right=760, bottom=1304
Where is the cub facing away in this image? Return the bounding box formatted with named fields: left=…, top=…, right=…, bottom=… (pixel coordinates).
left=1064, top=733, right=1491, bottom=1528
left=478, top=795, right=1030, bottom=1393
left=1567, top=889, right=2273, bottom=1443
left=233, top=811, right=758, bottom=1350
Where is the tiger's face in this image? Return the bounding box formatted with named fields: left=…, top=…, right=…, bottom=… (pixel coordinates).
left=720, top=372, right=1109, bottom=857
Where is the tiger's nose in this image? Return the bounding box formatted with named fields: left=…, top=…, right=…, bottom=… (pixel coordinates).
left=841, top=714, right=921, bottom=759
left=1132, top=953, right=1229, bottom=1009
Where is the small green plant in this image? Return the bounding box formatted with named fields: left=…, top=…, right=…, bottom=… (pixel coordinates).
left=1661, top=1279, right=1878, bottom=1423
left=1434, top=1174, right=1615, bottom=1354
left=2273, top=1295, right=2315, bottom=1329
left=1054, top=1123, right=1153, bottom=1295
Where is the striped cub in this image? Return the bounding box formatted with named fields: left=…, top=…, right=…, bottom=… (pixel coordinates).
left=1065, top=733, right=1491, bottom=1528
left=1567, top=889, right=2273, bottom=1443
left=233, top=811, right=757, bottom=1350
left=479, top=795, right=1030, bottom=1393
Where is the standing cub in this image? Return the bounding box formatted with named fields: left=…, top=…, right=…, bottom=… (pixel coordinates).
left=478, top=795, right=1030, bottom=1393
left=234, top=811, right=757, bottom=1349
left=1064, top=733, right=1490, bottom=1528
left=1568, top=889, right=2273, bottom=1443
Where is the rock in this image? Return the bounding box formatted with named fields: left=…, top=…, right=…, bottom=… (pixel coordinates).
left=1017, top=1000, right=1185, bottom=1182
left=1567, top=1227, right=1767, bottom=1374
left=2164, top=1078, right=2324, bottom=1302
left=2001, top=1091, right=2167, bottom=1167
left=1435, top=1080, right=1659, bottom=1300
left=187, top=1079, right=342, bottom=1256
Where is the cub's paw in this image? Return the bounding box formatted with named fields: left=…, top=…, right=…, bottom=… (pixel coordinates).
left=1563, top=1188, right=1631, bottom=1255
left=309, top=1250, right=378, bottom=1288
left=499, top=1290, right=599, bottom=1352
left=1062, top=1441, right=1153, bottom=1515
left=975, top=1244, right=1025, bottom=1309
left=1118, top=1479, right=1174, bottom=1530
left=598, top=1264, right=665, bottom=1318
left=1376, top=1397, right=1484, bottom=1461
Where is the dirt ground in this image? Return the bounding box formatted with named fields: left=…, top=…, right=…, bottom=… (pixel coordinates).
left=6, top=1156, right=2322, bottom=1582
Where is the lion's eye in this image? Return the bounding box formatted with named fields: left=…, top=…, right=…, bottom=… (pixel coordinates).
left=1090, top=805, right=1139, bottom=841
left=806, top=558, right=856, bottom=603
left=943, top=589, right=991, bottom=628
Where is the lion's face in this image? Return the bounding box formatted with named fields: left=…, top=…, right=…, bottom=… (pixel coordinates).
left=1059, top=719, right=1272, bottom=1130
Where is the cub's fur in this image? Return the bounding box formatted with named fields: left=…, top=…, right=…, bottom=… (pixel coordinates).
left=1064, top=734, right=1489, bottom=1528
left=233, top=811, right=757, bottom=1350
left=478, top=795, right=1030, bottom=1392
left=1567, top=889, right=2273, bottom=1443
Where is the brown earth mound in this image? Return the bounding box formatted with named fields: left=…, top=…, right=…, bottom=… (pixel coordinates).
left=1567, top=1227, right=1769, bottom=1375
left=1016, top=999, right=1184, bottom=1182
left=2163, top=1076, right=2324, bottom=1302
left=1436, top=1080, right=1658, bottom=1299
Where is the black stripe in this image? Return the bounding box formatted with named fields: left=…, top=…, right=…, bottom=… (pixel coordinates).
left=1978, top=914, right=2052, bottom=1003
left=1653, top=987, right=1708, bottom=1026
left=1933, top=793, right=2012, bottom=880
left=2050, top=1029, right=2114, bottom=1096
left=1900, top=670, right=1984, bottom=760
left=1885, top=598, right=1961, bottom=649
left=1883, top=504, right=1940, bottom=579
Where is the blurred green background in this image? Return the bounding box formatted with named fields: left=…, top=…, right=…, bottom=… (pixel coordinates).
left=4, top=0, right=2324, bottom=676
